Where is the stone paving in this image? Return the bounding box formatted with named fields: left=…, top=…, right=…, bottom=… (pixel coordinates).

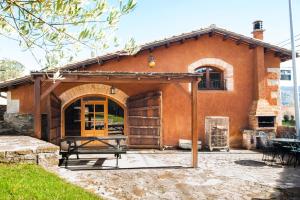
left=49, top=150, right=300, bottom=200
left=0, top=136, right=59, bottom=167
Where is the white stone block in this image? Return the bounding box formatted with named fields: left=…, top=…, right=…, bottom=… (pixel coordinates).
left=7, top=99, right=19, bottom=113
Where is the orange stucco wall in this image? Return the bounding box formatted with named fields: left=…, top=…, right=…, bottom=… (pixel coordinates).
left=9, top=34, right=281, bottom=148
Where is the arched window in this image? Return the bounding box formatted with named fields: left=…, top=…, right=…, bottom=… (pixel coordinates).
left=196, top=66, right=225, bottom=90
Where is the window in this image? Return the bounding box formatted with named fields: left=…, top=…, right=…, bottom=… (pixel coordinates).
left=196, top=67, right=225, bottom=90
left=281, top=70, right=291, bottom=80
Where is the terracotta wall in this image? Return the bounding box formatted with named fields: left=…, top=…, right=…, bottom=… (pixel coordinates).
left=9, top=34, right=281, bottom=147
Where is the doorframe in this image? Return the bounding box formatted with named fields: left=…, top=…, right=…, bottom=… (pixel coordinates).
left=61, top=94, right=127, bottom=138
left=81, top=98, right=108, bottom=136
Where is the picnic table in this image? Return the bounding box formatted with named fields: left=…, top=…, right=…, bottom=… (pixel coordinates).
left=59, top=135, right=127, bottom=168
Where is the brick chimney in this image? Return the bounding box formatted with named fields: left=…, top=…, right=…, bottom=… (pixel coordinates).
left=248, top=20, right=279, bottom=131
left=252, top=20, right=264, bottom=40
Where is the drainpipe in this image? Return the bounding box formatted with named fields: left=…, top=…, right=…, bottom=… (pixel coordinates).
left=288, top=0, right=300, bottom=139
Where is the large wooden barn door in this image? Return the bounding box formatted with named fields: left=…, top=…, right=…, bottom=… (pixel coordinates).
left=47, top=93, right=61, bottom=145
left=127, top=91, right=162, bottom=149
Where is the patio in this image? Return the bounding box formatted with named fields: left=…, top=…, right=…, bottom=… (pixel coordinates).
left=49, top=150, right=300, bottom=200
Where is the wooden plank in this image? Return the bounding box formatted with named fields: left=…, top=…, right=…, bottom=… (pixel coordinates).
left=128, top=126, right=160, bottom=129
left=127, top=91, right=162, bottom=148
left=41, top=81, right=61, bottom=101
left=46, top=95, right=51, bottom=142
left=49, top=92, right=62, bottom=145
left=128, top=106, right=160, bottom=111
left=34, top=77, right=41, bottom=139
left=128, top=116, right=160, bottom=119
left=129, top=135, right=160, bottom=139
left=191, top=80, right=198, bottom=168
left=42, top=77, right=197, bottom=84
left=159, top=93, right=163, bottom=149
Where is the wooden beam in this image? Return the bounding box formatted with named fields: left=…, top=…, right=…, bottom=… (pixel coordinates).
left=191, top=80, right=198, bottom=168
left=42, top=76, right=198, bottom=84
left=149, top=47, right=154, bottom=53
left=274, top=52, right=281, bottom=57
left=97, top=59, right=104, bottom=65
left=223, top=34, right=229, bottom=41
left=34, top=77, right=41, bottom=139
left=249, top=44, right=256, bottom=49
left=41, top=81, right=61, bottom=101
left=235, top=38, right=242, bottom=45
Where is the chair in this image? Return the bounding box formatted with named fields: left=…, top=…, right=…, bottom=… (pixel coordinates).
left=262, top=140, right=276, bottom=163
left=290, top=143, right=300, bottom=167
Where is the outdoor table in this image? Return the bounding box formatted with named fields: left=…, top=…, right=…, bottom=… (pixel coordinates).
left=269, top=138, right=300, bottom=166
left=271, top=138, right=300, bottom=144
left=60, top=135, right=127, bottom=168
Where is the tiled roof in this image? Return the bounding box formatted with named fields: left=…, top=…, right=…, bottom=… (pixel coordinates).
left=0, top=25, right=295, bottom=90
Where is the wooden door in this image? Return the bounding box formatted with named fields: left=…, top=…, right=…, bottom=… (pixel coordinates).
left=81, top=99, right=108, bottom=137
left=127, top=91, right=162, bottom=149
left=48, top=93, right=61, bottom=145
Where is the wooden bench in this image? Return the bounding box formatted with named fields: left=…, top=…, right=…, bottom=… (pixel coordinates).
left=59, top=135, right=127, bottom=168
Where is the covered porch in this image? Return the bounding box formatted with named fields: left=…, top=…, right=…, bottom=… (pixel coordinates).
left=31, top=71, right=200, bottom=167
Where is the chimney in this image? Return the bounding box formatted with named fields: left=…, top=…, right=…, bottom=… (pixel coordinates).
left=252, top=20, right=264, bottom=40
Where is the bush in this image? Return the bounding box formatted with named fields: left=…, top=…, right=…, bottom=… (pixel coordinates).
left=283, top=115, right=290, bottom=122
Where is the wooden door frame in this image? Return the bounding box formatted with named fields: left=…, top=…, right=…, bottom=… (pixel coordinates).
left=81, top=99, right=108, bottom=136
left=61, top=94, right=127, bottom=138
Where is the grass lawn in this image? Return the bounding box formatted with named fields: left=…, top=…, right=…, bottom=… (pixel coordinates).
left=0, top=164, right=101, bottom=200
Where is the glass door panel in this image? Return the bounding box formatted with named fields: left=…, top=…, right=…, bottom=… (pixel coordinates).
left=95, top=112, right=105, bottom=130
left=81, top=98, right=108, bottom=138
left=95, top=104, right=104, bottom=112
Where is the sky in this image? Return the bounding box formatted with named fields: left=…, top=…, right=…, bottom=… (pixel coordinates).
left=0, top=0, right=299, bottom=73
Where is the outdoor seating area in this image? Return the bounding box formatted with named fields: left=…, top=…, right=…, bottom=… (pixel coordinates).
left=59, top=135, right=127, bottom=168
left=50, top=150, right=300, bottom=199
left=261, top=133, right=300, bottom=167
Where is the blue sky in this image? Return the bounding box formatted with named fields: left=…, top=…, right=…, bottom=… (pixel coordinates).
left=0, top=0, right=299, bottom=72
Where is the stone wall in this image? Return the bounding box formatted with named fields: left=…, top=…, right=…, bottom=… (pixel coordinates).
left=0, top=105, right=6, bottom=120
left=0, top=136, right=59, bottom=167
left=4, top=113, right=34, bottom=136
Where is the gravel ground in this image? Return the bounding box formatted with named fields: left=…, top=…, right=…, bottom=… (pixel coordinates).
left=48, top=150, right=300, bottom=200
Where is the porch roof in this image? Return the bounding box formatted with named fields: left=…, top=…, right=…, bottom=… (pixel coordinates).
left=31, top=71, right=201, bottom=83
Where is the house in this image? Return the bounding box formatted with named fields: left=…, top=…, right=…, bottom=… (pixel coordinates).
left=0, top=21, right=293, bottom=151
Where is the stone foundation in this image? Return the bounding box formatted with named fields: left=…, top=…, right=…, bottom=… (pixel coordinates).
left=242, top=130, right=257, bottom=150
left=3, top=113, right=34, bottom=136
left=0, top=136, right=59, bottom=167
left=242, top=129, right=276, bottom=150
left=0, top=105, right=6, bottom=120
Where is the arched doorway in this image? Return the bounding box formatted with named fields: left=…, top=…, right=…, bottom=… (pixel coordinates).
left=64, top=95, right=125, bottom=137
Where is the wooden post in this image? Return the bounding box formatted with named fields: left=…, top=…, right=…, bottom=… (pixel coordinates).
left=34, top=77, right=41, bottom=139
left=191, top=80, right=198, bottom=168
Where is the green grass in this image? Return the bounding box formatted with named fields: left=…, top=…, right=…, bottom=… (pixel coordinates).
left=0, top=164, right=101, bottom=200
left=108, top=114, right=124, bottom=123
